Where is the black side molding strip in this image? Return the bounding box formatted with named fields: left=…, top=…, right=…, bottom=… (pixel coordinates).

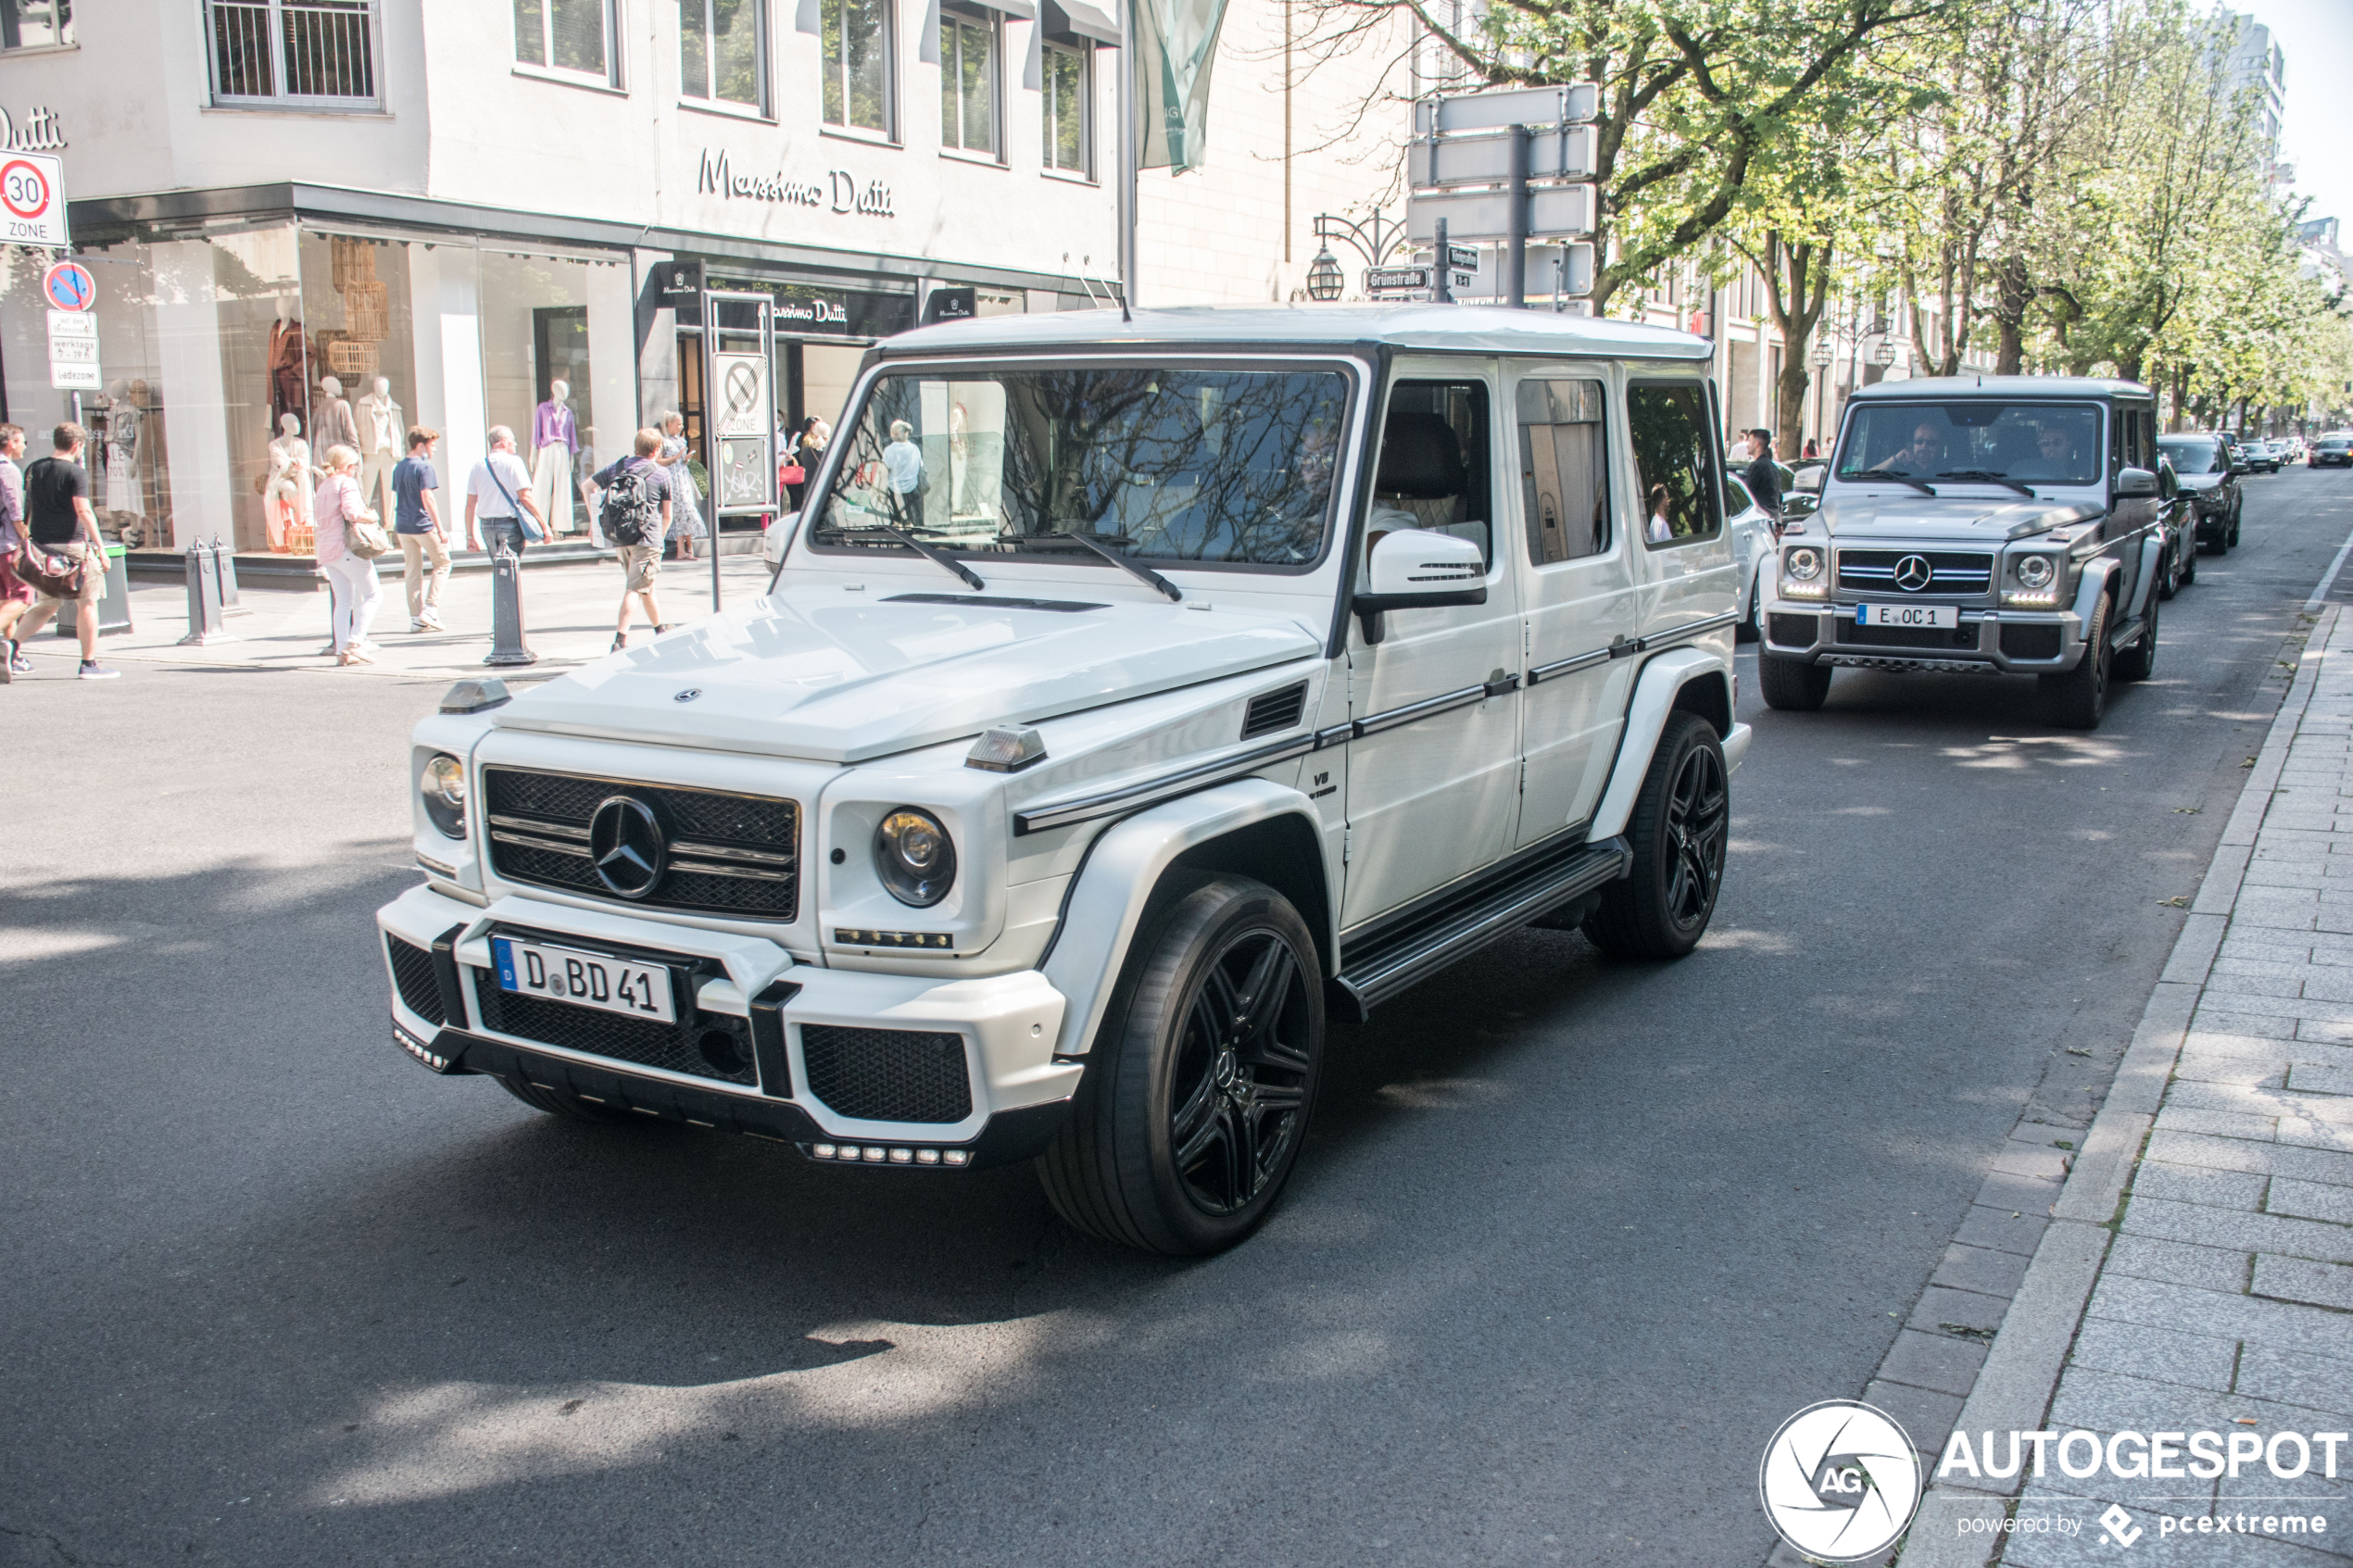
left=429, top=922, right=469, bottom=1033
left=747, top=978, right=806, bottom=1099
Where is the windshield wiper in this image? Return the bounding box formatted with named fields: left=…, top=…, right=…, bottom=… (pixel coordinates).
left=1935, top=470, right=2038, bottom=498
left=1843, top=468, right=1939, bottom=496
left=1028, top=531, right=1183, bottom=602
left=816, top=521, right=987, bottom=591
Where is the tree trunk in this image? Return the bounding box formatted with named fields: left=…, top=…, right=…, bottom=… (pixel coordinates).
left=1993, top=256, right=2031, bottom=376
left=1776, top=360, right=1814, bottom=458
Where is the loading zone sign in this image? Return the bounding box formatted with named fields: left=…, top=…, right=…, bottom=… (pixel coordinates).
left=47, top=307, right=97, bottom=390
left=0, top=150, right=66, bottom=247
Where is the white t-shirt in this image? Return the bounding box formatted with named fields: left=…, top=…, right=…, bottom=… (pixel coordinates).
left=882, top=440, right=924, bottom=495
left=467, top=450, right=535, bottom=517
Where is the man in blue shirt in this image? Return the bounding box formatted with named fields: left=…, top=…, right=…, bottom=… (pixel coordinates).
left=393, top=426, right=446, bottom=632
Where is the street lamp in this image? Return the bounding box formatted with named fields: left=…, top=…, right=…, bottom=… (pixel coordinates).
left=1811, top=334, right=1837, bottom=367
left=1869, top=338, right=1898, bottom=367
left=1306, top=246, right=1345, bottom=303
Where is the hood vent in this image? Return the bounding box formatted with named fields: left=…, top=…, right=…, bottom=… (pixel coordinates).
left=1241, top=682, right=1309, bottom=739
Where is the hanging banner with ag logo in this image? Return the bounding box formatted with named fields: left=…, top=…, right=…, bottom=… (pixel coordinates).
left=1135, top=0, right=1232, bottom=174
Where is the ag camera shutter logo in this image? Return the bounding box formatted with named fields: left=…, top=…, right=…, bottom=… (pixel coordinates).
left=1759, top=1399, right=1923, bottom=1562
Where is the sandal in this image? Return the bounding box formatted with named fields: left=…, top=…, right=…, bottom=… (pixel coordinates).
left=611, top=633, right=627, bottom=652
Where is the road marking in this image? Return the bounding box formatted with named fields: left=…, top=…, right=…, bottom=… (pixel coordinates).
left=2307, top=513, right=2353, bottom=611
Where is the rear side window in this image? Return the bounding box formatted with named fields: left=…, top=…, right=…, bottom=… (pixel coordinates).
left=1626, top=383, right=1722, bottom=548
left=1516, top=377, right=1607, bottom=564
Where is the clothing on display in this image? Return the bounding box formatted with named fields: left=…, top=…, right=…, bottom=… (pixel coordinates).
left=101, top=388, right=145, bottom=523
left=266, top=419, right=315, bottom=553
left=316, top=376, right=359, bottom=457
left=532, top=382, right=581, bottom=534
left=356, top=378, right=403, bottom=523
left=269, top=314, right=309, bottom=430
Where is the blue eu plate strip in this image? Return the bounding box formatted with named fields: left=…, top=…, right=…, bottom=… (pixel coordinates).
left=493, top=937, right=517, bottom=990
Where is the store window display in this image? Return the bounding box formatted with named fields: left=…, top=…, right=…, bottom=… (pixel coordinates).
left=532, top=378, right=580, bottom=534
left=265, top=412, right=317, bottom=553
left=356, top=375, right=403, bottom=521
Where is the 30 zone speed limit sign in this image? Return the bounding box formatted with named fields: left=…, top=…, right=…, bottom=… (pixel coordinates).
left=0, top=152, right=66, bottom=248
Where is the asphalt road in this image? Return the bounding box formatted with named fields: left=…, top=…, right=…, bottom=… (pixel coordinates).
left=6, top=467, right=2351, bottom=1568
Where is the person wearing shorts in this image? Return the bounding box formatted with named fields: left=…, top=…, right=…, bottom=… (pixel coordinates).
left=11, top=422, right=118, bottom=680
left=592, top=428, right=673, bottom=651
left=0, top=424, right=34, bottom=682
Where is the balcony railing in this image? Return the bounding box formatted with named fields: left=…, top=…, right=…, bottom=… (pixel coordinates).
left=208, top=0, right=378, bottom=108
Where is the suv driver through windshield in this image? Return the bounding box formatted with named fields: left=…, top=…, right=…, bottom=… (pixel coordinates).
left=1838, top=401, right=2104, bottom=490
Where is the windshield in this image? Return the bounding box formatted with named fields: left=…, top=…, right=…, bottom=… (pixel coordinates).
left=2159, top=435, right=2224, bottom=474
left=1835, top=401, right=2104, bottom=486
left=811, top=364, right=1353, bottom=570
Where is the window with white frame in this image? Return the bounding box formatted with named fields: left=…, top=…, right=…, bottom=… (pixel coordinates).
left=0, top=0, right=71, bottom=50
left=938, top=7, right=997, bottom=157
left=514, top=0, right=620, bottom=85
left=1042, top=41, right=1089, bottom=176
left=822, top=0, right=891, bottom=134
left=681, top=0, right=766, bottom=113
left=208, top=0, right=376, bottom=107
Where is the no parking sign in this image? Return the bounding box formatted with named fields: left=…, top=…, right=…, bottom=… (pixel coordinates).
left=0, top=151, right=66, bottom=248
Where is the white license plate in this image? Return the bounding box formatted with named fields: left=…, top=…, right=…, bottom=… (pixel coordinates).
left=1856, top=603, right=1958, bottom=629
left=492, top=936, right=676, bottom=1024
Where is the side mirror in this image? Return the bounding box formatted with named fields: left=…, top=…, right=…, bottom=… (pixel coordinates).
left=763, top=509, right=800, bottom=567
left=1354, top=527, right=1487, bottom=644
left=2113, top=467, right=2158, bottom=499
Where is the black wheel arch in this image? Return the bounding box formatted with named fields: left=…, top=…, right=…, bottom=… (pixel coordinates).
left=1166, top=812, right=1333, bottom=980
left=1668, top=668, right=1733, bottom=738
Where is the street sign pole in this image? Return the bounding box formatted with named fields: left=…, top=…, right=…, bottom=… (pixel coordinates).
left=1409, top=83, right=1601, bottom=308
left=1434, top=218, right=1453, bottom=306
left=1507, top=126, right=1529, bottom=308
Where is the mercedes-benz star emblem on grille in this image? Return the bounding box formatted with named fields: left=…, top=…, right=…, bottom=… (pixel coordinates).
left=588, top=797, right=667, bottom=898
left=1894, top=554, right=1933, bottom=592
left=674, top=688, right=701, bottom=703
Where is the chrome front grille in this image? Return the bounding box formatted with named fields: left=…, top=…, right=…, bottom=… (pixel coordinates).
left=1835, top=549, right=1994, bottom=597
left=483, top=767, right=800, bottom=922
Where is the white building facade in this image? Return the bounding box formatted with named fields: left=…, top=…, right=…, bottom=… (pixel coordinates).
left=0, top=0, right=1130, bottom=556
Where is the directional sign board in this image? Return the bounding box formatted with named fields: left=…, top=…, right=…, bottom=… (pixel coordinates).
left=47, top=307, right=98, bottom=390
left=1407, top=183, right=1594, bottom=244
left=42, top=259, right=94, bottom=311
left=1410, top=123, right=1596, bottom=187
left=1413, top=82, right=1599, bottom=137
left=0, top=150, right=66, bottom=248
left=1365, top=265, right=1476, bottom=296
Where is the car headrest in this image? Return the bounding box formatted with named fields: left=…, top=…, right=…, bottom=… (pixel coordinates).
left=1377, top=411, right=1466, bottom=499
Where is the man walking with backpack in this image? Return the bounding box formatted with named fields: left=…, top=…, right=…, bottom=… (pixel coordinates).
left=593, top=428, right=673, bottom=652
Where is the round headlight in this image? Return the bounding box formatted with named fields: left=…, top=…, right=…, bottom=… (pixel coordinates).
left=421, top=753, right=467, bottom=840
left=874, top=808, right=956, bottom=907
left=2016, top=554, right=2056, bottom=589
left=1785, top=546, right=1824, bottom=581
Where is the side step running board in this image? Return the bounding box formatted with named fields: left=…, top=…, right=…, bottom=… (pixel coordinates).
left=1330, top=835, right=1632, bottom=1021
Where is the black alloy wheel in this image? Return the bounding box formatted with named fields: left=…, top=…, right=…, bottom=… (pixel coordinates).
left=2115, top=589, right=2158, bottom=683
left=1583, top=713, right=1730, bottom=960
left=1038, top=875, right=1325, bottom=1255
left=2158, top=535, right=2180, bottom=600
left=2042, top=589, right=2110, bottom=729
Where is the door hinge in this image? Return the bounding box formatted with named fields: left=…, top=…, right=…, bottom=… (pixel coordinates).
left=1518, top=757, right=1527, bottom=795
left=1342, top=826, right=1353, bottom=864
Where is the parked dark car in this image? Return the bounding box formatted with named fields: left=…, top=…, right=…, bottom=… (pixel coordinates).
left=2315, top=433, right=2353, bottom=469
left=2159, top=433, right=2242, bottom=553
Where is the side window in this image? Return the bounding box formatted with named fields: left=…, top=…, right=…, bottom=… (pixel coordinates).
left=1517, top=377, right=1607, bottom=565
left=1372, top=379, right=1493, bottom=569
left=1626, top=382, right=1722, bottom=548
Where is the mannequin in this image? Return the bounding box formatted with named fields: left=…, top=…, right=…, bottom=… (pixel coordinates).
left=266, top=412, right=315, bottom=553
left=532, top=378, right=581, bottom=534
left=316, top=374, right=359, bottom=457
left=102, top=377, right=145, bottom=532
left=356, top=375, right=403, bottom=521
left=268, top=298, right=308, bottom=430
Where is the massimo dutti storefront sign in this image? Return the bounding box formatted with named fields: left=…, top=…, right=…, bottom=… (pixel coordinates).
left=696, top=149, right=895, bottom=218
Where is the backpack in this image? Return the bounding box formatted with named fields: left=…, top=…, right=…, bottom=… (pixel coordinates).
left=599, top=459, right=661, bottom=546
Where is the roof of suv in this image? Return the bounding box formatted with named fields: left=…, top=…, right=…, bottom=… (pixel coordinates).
left=875, top=304, right=1714, bottom=362
left=1849, top=374, right=2154, bottom=401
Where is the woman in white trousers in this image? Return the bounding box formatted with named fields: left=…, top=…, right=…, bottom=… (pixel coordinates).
left=313, top=445, right=383, bottom=665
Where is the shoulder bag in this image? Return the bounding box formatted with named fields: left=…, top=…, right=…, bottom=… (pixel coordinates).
left=487, top=458, right=545, bottom=543
left=338, top=478, right=395, bottom=560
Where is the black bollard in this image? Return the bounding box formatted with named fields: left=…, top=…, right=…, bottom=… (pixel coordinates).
left=177, top=537, right=232, bottom=646
left=210, top=535, right=246, bottom=616
left=483, top=544, right=536, bottom=667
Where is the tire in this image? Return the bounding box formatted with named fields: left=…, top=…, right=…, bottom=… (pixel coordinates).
left=2158, top=542, right=2178, bottom=600
left=2180, top=539, right=2196, bottom=583
left=1582, top=713, right=1730, bottom=960
left=498, top=1074, right=642, bottom=1123
left=1037, top=875, right=1324, bottom=1256
left=2041, top=590, right=2111, bottom=729
left=2114, top=589, right=2158, bottom=683
left=2229, top=514, right=2241, bottom=548
left=1736, top=565, right=1762, bottom=643
left=1757, top=652, right=1832, bottom=711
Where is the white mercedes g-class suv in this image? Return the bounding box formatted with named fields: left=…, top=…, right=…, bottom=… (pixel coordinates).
left=375, top=306, right=1751, bottom=1254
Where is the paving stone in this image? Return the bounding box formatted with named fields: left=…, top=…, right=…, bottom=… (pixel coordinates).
left=2160, top=1105, right=2283, bottom=1141
left=2300, top=1018, right=2353, bottom=1045
left=1978, top=1169, right=2066, bottom=1215
left=2105, top=1233, right=2254, bottom=1293
left=2270, top=1178, right=2353, bottom=1225
left=2068, top=1316, right=2240, bottom=1393
left=2049, top=1366, right=2353, bottom=1450
left=2252, top=1254, right=2353, bottom=1311
left=1909, top=1284, right=2010, bottom=1338
left=1879, top=1327, right=1990, bottom=1399
left=2208, top=971, right=2318, bottom=1000
left=2235, top=1344, right=2353, bottom=1423
left=2145, top=1128, right=2353, bottom=1189
left=2289, top=1062, right=2353, bottom=1097
left=1953, top=1202, right=2049, bottom=1257
left=2086, top=1274, right=2353, bottom=1361
left=1861, top=1375, right=1964, bottom=1454
left=2176, top=1050, right=2294, bottom=1088
left=1993, top=1142, right=2074, bottom=1183
left=2126, top=1197, right=2353, bottom=1265
left=1933, top=1241, right=2035, bottom=1298
left=2224, top=937, right=2323, bottom=966
left=2217, top=957, right=2331, bottom=982
left=2280, top=1120, right=2353, bottom=1154
left=2133, top=1163, right=2269, bottom=1212
left=2196, top=1010, right=2303, bottom=1043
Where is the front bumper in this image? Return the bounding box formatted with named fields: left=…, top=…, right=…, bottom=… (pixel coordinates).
left=1760, top=597, right=2087, bottom=675
left=375, top=884, right=1079, bottom=1167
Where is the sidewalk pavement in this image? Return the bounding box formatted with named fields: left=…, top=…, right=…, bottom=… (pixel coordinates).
left=1888, top=603, right=2353, bottom=1567
left=6, top=550, right=774, bottom=684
